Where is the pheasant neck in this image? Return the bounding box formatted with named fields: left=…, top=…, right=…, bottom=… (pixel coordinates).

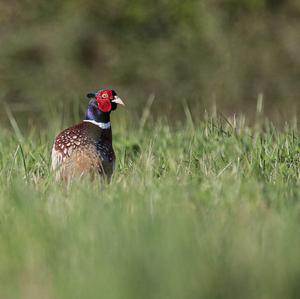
left=83, top=119, right=111, bottom=129
left=85, top=99, right=111, bottom=128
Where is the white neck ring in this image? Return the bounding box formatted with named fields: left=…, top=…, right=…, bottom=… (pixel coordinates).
left=83, top=120, right=111, bottom=129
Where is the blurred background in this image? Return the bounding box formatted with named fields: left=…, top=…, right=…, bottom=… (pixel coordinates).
left=0, top=0, right=299, bottom=128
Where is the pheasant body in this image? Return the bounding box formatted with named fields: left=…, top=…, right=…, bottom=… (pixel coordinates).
left=51, top=89, right=124, bottom=183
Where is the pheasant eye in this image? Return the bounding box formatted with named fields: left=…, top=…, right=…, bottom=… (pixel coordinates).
left=99, top=89, right=114, bottom=100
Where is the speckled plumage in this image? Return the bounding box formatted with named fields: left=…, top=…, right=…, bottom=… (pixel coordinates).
left=52, top=122, right=115, bottom=182
left=51, top=89, right=124, bottom=183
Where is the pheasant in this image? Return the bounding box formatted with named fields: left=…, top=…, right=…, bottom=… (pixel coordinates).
left=51, top=89, right=125, bottom=182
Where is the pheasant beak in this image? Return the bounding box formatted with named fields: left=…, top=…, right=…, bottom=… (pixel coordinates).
left=112, top=96, right=125, bottom=106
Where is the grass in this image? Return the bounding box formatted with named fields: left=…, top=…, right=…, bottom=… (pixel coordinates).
left=0, top=115, right=300, bottom=299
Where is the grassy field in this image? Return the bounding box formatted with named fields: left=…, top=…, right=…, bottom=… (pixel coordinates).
left=1, top=1, right=299, bottom=298
left=0, top=114, right=300, bottom=299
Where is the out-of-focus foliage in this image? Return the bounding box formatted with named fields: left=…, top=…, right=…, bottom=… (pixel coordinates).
left=0, top=0, right=299, bottom=126
left=0, top=117, right=300, bottom=299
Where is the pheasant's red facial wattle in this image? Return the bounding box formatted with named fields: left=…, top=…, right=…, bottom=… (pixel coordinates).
left=95, top=90, right=114, bottom=113
left=97, top=98, right=112, bottom=113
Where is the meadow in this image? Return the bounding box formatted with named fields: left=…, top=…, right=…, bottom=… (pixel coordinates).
left=1, top=1, right=300, bottom=298
left=0, top=109, right=299, bottom=299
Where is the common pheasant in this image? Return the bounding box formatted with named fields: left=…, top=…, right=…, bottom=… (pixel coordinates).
left=51, top=89, right=125, bottom=182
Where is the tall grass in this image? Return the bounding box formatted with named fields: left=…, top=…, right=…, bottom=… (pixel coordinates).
left=0, top=115, right=299, bottom=299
